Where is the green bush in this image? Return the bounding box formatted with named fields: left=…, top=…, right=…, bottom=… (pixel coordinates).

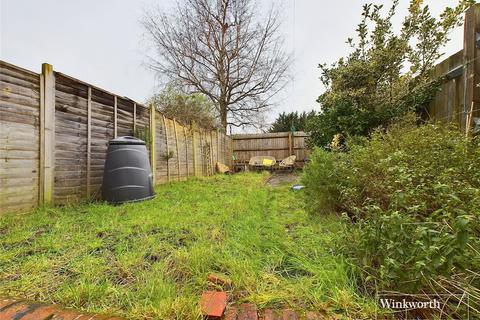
left=302, top=122, right=480, bottom=296
left=306, top=1, right=472, bottom=148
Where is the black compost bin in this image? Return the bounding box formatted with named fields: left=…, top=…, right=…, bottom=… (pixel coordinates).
left=102, top=136, right=155, bottom=204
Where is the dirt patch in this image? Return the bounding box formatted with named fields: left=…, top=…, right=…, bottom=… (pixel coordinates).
left=265, top=173, right=300, bottom=187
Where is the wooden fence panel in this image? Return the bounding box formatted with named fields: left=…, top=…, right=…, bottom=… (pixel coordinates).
left=0, top=61, right=40, bottom=213
left=211, top=131, right=218, bottom=169
left=426, top=50, right=465, bottom=126
left=232, top=132, right=309, bottom=165
left=199, top=129, right=209, bottom=175
left=89, top=88, right=115, bottom=197
left=219, top=131, right=227, bottom=167
left=293, top=132, right=309, bottom=161
left=155, top=111, right=168, bottom=183
left=426, top=4, right=480, bottom=131
left=184, top=126, right=194, bottom=178
left=116, top=98, right=135, bottom=137
left=53, top=74, right=89, bottom=204
left=194, top=129, right=201, bottom=176
left=164, top=118, right=178, bottom=180
left=176, top=121, right=188, bottom=180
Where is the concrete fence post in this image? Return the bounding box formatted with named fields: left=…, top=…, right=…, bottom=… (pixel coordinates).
left=39, top=63, right=55, bottom=205
left=163, top=114, right=170, bottom=181
left=86, top=86, right=92, bottom=198
left=150, top=105, right=156, bottom=185
left=173, top=119, right=181, bottom=179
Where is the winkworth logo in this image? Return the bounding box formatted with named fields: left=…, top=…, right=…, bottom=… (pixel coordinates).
left=379, top=298, right=441, bottom=310
left=376, top=293, right=473, bottom=320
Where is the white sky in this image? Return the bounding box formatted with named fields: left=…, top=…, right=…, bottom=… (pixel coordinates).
left=0, top=0, right=470, bottom=130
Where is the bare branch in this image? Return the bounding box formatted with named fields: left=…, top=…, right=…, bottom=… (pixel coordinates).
left=142, top=0, right=290, bottom=129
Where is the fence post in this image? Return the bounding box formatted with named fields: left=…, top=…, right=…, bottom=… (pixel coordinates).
left=173, top=119, right=180, bottom=179
left=113, top=96, right=118, bottom=138
left=163, top=115, right=170, bottom=181
left=86, top=86, right=92, bottom=198
left=184, top=126, right=189, bottom=177
left=133, top=102, right=137, bottom=133
left=199, top=129, right=204, bottom=175
left=192, top=121, right=198, bottom=176
left=288, top=132, right=293, bottom=156
left=229, top=135, right=234, bottom=168
left=39, top=63, right=55, bottom=205
left=463, top=4, right=480, bottom=132
left=224, top=133, right=228, bottom=167
left=210, top=130, right=215, bottom=172
left=150, top=106, right=156, bottom=184
left=216, top=129, right=220, bottom=164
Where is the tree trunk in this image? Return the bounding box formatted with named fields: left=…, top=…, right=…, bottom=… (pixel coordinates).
left=220, top=100, right=228, bottom=131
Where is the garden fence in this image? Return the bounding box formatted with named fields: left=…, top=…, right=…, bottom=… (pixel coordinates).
left=0, top=61, right=232, bottom=214
left=425, top=4, right=480, bottom=131
left=231, top=131, right=309, bottom=166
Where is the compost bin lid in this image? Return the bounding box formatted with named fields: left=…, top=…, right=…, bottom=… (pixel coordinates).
left=109, top=136, right=146, bottom=145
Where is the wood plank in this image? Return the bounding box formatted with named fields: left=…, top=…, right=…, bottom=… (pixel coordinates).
left=0, top=100, right=39, bottom=117
left=0, top=80, right=40, bottom=100
left=0, top=60, right=39, bottom=79
left=0, top=74, right=39, bottom=91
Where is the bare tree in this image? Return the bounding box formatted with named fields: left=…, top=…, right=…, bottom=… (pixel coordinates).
left=142, top=0, right=290, bottom=130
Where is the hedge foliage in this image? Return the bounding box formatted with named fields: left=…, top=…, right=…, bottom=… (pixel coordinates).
left=302, top=122, right=480, bottom=297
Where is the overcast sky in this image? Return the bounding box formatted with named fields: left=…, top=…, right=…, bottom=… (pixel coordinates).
left=0, top=0, right=469, bottom=129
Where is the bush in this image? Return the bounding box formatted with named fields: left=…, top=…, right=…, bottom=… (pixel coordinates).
left=306, top=1, right=471, bottom=148
left=301, top=148, right=342, bottom=215
left=302, top=122, right=480, bottom=297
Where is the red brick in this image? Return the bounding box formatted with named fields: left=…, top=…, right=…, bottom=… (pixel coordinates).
left=51, top=310, right=92, bottom=319
left=262, top=309, right=281, bottom=320
left=224, top=307, right=238, bottom=320
left=200, top=291, right=228, bottom=317
left=237, top=303, right=258, bottom=320
left=0, top=298, right=123, bottom=320
left=263, top=309, right=274, bottom=320
left=20, top=305, right=58, bottom=320
left=0, top=302, right=31, bottom=319
left=281, top=309, right=298, bottom=320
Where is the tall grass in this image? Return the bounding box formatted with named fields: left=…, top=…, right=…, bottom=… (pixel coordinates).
left=0, top=173, right=375, bottom=319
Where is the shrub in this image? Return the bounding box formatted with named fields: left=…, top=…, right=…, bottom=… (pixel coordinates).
left=306, top=1, right=472, bottom=148
left=302, top=122, right=480, bottom=298
left=301, top=148, right=342, bottom=215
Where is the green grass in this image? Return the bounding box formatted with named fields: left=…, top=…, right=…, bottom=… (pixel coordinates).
left=0, top=173, right=376, bottom=319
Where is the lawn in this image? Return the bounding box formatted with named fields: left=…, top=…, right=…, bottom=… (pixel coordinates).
left=0, top=173, right=375, bottom=319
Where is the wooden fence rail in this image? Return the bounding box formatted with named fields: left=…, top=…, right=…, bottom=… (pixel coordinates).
left=231, top=131, right=309, bottom=166
left=0, top=61, right=231, bottom=214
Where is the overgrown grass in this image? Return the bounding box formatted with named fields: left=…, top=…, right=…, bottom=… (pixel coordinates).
left=0, top=173, right=375, bottom=319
